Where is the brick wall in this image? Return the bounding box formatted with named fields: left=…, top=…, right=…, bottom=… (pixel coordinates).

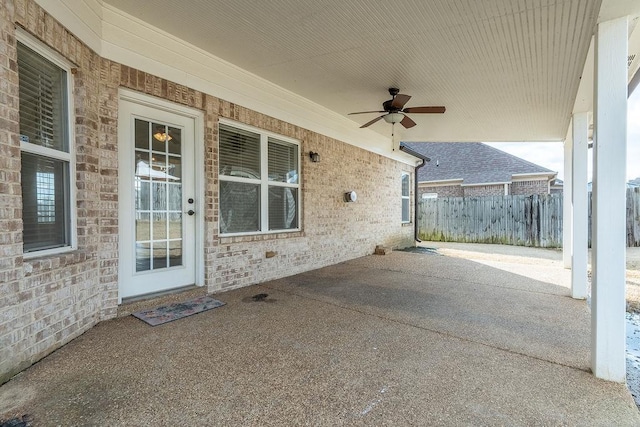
left=463, top=185, right=506, bottom=197
left=213, top=135, right=414, bottom=291
left=0, top=0, right=27, bottom=383
left=0, top=0, right=415, bottom=383
left=0, top=0, right=107, bottom=384
left=511, top=180, right=549, bottom=195
left=419, top=180, right=550, bottom=198
left=418, top=185, right=463, bottom=198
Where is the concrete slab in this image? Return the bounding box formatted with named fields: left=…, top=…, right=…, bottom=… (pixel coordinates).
left=1, top=251, right=638, bottom=425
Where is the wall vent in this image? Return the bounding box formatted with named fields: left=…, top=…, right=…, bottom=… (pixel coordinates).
left=629, top=53, right=637, bottom=68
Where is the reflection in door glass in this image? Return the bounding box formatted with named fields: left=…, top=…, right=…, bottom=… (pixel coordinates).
left=134, top=119, right=183, bottom=272
left=168, top=184, right=182, bottom=211
left=135, top=213, right=150, bottom=241
left=152, top=123, right=167, bottom=153
left=169, top=240, right=182, bottom=267
left=152, top=212, right=168, bottom=240
left=153, top=241, right=168, bottom=269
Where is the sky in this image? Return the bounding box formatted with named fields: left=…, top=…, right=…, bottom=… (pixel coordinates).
left=486, top=88, right=640, bottom=182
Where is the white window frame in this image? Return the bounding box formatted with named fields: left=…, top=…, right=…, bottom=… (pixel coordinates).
left=17, top=29, right=77, bottom=258
left=218, top=119, right=301, bottom=236
left=401, top=172, right=411, bottom=223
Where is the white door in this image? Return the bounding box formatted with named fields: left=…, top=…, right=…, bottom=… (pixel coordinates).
left=118, top=98, right=197, bottom=299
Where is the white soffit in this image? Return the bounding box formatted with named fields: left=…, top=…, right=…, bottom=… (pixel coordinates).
left=598, top=0, right=640, bottom=23
left=42, top=1, right=640, bottom=145
left=628, top=17, right=640, bottom=92
left=99, top=0, right=602, bottom=143
left=572, top=5, right=640, bottom=118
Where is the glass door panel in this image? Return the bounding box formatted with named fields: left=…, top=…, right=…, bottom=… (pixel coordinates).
left=134, top=119, right=183, bottom=272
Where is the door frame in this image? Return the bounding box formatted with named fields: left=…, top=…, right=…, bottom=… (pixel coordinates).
left=117, top=88, right=205, bottom=303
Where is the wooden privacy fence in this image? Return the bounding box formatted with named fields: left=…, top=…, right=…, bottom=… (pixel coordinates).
left=418, top=188, right=640, bottom=248
left=625, top=187, right=640, bottom=247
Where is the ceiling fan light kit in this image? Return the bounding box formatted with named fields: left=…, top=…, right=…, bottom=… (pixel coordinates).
left=383, top=113, right=404, bottom=124
left=349, top=87, right=445, bottom=129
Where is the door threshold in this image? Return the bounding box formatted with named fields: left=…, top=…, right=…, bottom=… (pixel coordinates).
left=118, top=285, right=206, bottom=318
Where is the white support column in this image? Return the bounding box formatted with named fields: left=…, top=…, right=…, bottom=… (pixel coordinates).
left=592, top=16, right=628, bottom=382
left=563, top=132, right=573, bottom=269
left=571, top=112, right=589, bottom=299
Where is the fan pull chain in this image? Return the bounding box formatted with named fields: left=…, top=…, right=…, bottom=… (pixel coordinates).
left=392, top=122, right=396, bottom=151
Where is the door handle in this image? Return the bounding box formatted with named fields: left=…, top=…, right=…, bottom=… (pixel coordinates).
left=187, top=210, right=195, bottom=216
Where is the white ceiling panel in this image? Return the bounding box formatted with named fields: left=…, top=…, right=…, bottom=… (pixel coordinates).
left=101, top=0, right=628, bottom=142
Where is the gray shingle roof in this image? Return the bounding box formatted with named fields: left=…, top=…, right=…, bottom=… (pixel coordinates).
left=402, top=142, right=555, bottom=185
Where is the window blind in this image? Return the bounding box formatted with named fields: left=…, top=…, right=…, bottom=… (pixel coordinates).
left=268, top=138, right=298, bottom=183
left=402, top=174, right=410, bottom=222
left=268, top=187, right=298, bottom=230
left=402, top=174, right=410, bottom=196
left=219, top=124, right=261, bottom=179
left=17, top=42, right=68, bottom=152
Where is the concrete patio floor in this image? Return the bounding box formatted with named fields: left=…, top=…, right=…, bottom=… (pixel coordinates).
left=1, top=249, right=639, bottom=426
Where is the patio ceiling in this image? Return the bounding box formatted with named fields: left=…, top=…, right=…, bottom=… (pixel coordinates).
left=91, top=1, right=639, bottom=144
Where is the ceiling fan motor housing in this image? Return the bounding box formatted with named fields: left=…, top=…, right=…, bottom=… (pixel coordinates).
left=382, top=100, right=397, bottom=112
left=384, top=88, right=401, bottom=111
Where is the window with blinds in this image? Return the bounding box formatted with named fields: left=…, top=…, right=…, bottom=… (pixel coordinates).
left=17, top=40, right=73, bottom=253
left=219, top=123, right=300, bottom=234
left=401, top=173, right=410, bottom=223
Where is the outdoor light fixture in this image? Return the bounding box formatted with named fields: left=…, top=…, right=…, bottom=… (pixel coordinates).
left=309, top=151, right=320, bottom=162
left=153, top=130, right=172, bottom=142
left=383, top=113, right=405, bottom=124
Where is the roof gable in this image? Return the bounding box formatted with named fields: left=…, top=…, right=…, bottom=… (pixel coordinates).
left=403, top=142, right=556, bottom=185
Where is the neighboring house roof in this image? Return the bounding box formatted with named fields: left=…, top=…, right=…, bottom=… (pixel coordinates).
left=401, top=142, right=556, bottom=185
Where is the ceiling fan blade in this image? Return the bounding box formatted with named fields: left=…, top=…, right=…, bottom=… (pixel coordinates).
left=360, top=115, right=385, bottom=128
left=402, top=106, right=446, bottom=114
left=391, top=94, right=411, bottom=109
left=348, top=110, right=386, bottom=115
left=400, top=115, right=417, bottom=129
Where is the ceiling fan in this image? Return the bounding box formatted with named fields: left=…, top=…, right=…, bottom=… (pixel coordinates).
left=349, top=88, right=445, bottom=129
